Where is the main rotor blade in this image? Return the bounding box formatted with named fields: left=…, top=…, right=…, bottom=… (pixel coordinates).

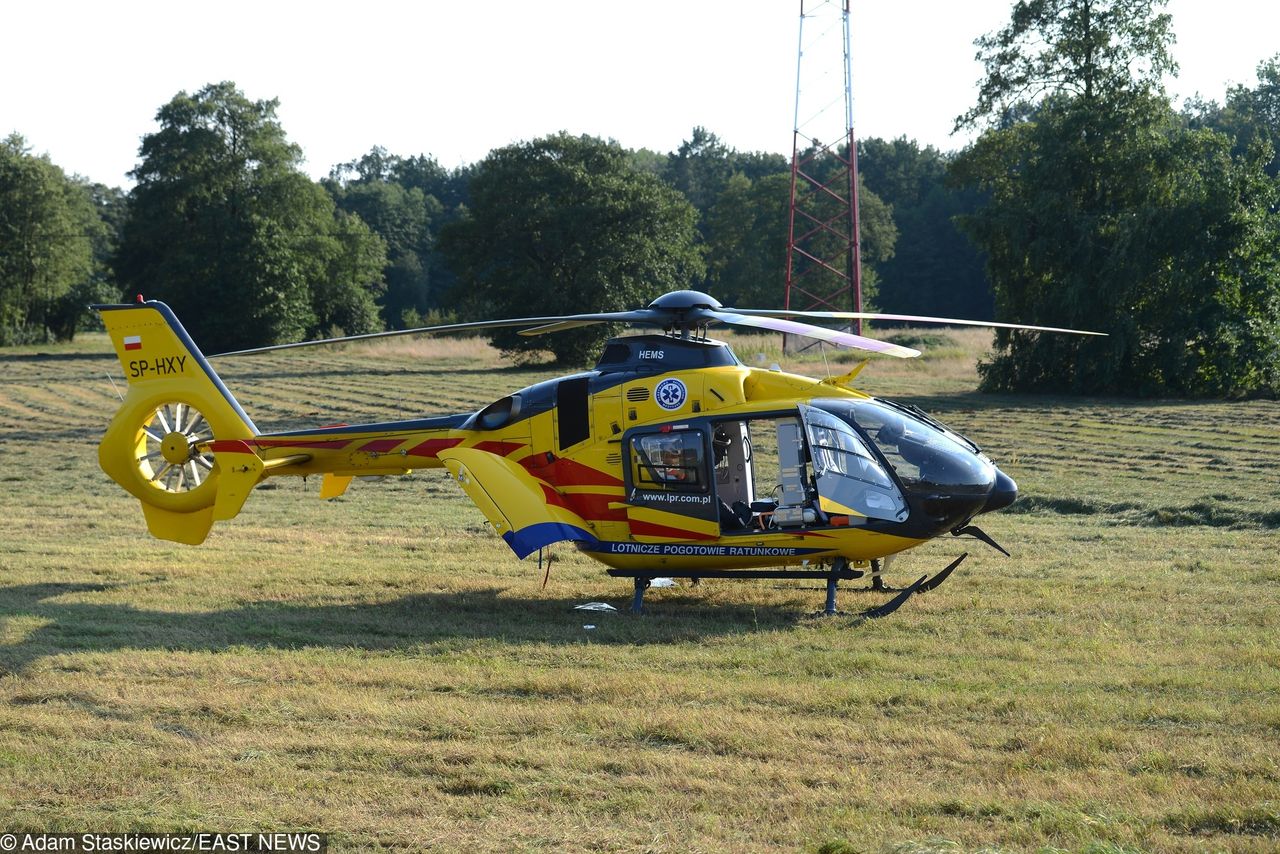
left=712, top=312, right=920, bottom=358
left=726, top=308, right=1106, bottom=337
left=516, top=310, right=660, bottom=336
left=210, top=311, right=653, bottom=357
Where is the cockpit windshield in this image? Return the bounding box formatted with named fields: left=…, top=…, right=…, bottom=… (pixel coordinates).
left=814, top=399, right=996, bottom=494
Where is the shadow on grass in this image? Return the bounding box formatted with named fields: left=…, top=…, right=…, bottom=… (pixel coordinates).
left=0, top=581, right=826, bottom=675
left=220, top=364, right=552, bottom=384
left=888, top=388, right=1244, bottom=415
left=0, top=351, right=116, bottom=364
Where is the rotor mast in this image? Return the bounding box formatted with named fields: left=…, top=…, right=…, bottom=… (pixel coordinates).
left=785, top=0, right=863, bottom=340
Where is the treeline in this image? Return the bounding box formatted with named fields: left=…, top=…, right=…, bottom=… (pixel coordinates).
left=3, top=0, right=1279, bottom=397
left=0, top=87, right=985, bottom=358
left=954, top=2, right=1280, bottom=398
left=0, top=134, right=126, bottom=342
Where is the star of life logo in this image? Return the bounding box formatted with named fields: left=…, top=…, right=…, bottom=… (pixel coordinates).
left=654, top=378, right=687, bottom=410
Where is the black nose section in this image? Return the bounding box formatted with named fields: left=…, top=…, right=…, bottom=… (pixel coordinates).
left=982, top=469, right=1018, bottom=514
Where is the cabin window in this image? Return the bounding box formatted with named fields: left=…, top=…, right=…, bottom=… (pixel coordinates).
left=630, top=430, right=708, bottom=492
left=476, top=394, right=521, bottom=429
left=556, top=377, right=591, bottom=449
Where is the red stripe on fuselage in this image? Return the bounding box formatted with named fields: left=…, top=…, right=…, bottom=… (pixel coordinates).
left=207, top=440, right=256, bottom=454
left=629, top=520, right=719, bottom=542
left=359, top=438, right=405, bottom=453
left=563, top=492, right=629, bottom=523
left=405, top=438, right=464, bottom=458
left=540, top=484, right=571, bottom=510
left=473, top=441, right=526, bottom=457
left=522, top=456, right=623, bottom=488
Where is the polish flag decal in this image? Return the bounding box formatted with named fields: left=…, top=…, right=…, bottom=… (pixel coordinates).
left=123, top=335, right=142, bottom=351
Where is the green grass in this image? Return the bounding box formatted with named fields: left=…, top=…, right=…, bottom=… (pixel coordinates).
left=1, top=330, right=1278, bottom=852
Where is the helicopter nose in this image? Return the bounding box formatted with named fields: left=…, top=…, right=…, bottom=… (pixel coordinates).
left=981, top=468, right=1018, bottom=514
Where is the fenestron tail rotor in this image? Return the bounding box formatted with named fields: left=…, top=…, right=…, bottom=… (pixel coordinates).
left=137, top=402, right=216, bottom=494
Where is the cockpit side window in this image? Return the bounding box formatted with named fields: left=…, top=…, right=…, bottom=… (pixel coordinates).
left=805, top=408, right=899, bottom=491
left=842, top=403, right=924, bottom=482
left=798, top=404, right=908, bottom=522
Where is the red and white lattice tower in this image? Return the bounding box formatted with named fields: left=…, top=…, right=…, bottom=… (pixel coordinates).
left=785, top=0, right=862, bottom=338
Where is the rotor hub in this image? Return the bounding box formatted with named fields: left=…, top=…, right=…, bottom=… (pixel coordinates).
left=161, top=432, right=193, bottom=465
left=646, top=290, right=722, bottom=312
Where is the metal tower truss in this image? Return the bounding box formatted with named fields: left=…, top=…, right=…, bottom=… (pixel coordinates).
left=785, top=0, right=862, bottom=337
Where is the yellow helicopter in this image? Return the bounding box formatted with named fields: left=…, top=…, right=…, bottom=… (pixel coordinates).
left=94, top=290, right=1099, bottom=617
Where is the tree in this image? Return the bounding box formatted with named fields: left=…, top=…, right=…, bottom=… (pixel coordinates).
left=958, top=94, right=1280, bottom=395
left=859, top=137, right=991, bottom=318
left=664, top=127, right=735, bottom=216
left=311, top=210, right=385, bottom=337
left=392, top=154, right=472, bottom=215
left=114, top=82, right=385, bottom=352
left=704, top=172, right=791, bottom=308
left=1122, top=131, right=1280, bottom=395
left=956, top=0, right=1176, bottom=132
left=627, top=148, right=667, bottom=179
left=437, top=133, right=704, bottom=365
left=328, top=173, right=438, bottom=327
left=327, top=148, right=472, bottom=327
left=0, top=134, right=100, bottom=343
left=47, top=181, right=127, bottom=341
left=1188, top=54, right=1280, bottom=178
left=951, top=0, right=1280, bottom=396
left=661, top=128, right=788, bottom=233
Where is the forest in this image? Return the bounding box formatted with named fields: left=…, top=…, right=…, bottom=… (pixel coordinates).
left=2, top=0, right=1278, bottom=396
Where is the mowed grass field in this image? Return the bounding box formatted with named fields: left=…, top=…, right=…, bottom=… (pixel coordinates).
left=1, top=328, right=1278, bottom=852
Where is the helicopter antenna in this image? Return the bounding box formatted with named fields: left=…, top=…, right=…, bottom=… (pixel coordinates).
left=105, top=372, right=124, bottom=402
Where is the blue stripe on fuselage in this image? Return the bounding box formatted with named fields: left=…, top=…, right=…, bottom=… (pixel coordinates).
left=502, top=522, right=600, bottom=559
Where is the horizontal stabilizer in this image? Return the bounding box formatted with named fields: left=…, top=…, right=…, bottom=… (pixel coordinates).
left=321, top=473, right=354, bottom=499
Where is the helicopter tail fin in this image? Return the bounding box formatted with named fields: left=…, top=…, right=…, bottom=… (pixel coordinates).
left=96, top=300, right=259, bottom=545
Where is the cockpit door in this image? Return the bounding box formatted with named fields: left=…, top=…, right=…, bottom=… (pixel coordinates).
left=797, top=403, right=909, bottom=523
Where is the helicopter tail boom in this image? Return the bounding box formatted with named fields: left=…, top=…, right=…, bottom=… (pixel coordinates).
left=95, top=301, right=260, bottom=545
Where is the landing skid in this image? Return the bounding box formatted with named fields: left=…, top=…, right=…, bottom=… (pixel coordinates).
left=867, top=557, right=901, bottom=592
left=610, top=566, right=863, bottom=615
left=826, top=553, right=967, bottom=619
left=610, top=555, right=965, bottom=618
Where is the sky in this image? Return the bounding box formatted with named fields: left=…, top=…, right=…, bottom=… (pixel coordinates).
left=4, top=0, right=1278, bottom=189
